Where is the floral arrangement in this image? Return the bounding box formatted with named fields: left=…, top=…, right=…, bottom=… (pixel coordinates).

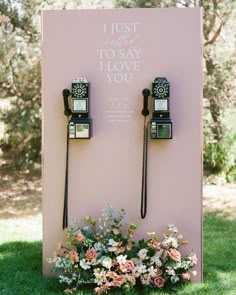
left=48, top=206, right=197, bottom=294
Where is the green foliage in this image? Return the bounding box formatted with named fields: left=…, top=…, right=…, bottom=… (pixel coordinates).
left=0, top=0, right=41, bottom=167
left=204, top=106, right=236, bottom=181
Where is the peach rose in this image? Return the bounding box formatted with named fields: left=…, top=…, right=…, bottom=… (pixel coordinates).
left=57, top=242, right=62, bottom=250
left=182, top=272, right=191, bottom=281
left=94, top=287, right=102, bottom=294
left=112, top=275, right=124, bottom=287
left=153, top=276, right=165, bottom=288
left=69, top=250, right=79, bottom=264
left=107, top=271, right=116, bottom=279
left=126, top=243, right=133, bottom=251
left=113, top=229, right=120, bottom=235
left=169, top=248, right=181, bottom=262
left=115, top=247, right=125, bottom=255
left=148, top=239, right=160, bottom=249
left=75, top=229, right=85, bottom=243
left=120, top=263, right=127, bottom=273
left=86, top=248, right=97, bottom=260
left=52, top=251, right=57, bottom=259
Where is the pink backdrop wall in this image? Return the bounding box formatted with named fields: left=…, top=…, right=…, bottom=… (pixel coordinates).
left=42, top=8, right=202, bottom=280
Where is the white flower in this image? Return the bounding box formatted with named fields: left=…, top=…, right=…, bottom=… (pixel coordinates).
left=80, top=259, right=91, bottom=270
left=192, top=270, right=197, bottom=276
left=166, top=266, right=175, bottom=276
left=101, top=256, right=112, bottom=269
left=131, top=257, right=142, bottom=266
left=138, top=248, right=148, bottom=260
left=132, top=266, right=141, bottom=278
left=132, top=264, right=147, bottom=278
left=177, top=234, right=183, bottom=240
left=140, top=273, right=151, bottom=285
left=55, top=257, right=70, bottom=268
left=173, top=262, right=181, bottom=269
left=94, top=242, right=104, bottom=252
left=59, top=275, right=73, bottom=285
left=108, top=246, right=117, bottom=252
left=117, top=254, right=127, bottom=265
left=150, top=253, right=162, bottom=267
left=168, top=224, right=178, bottom=233
left=94, top=269, right=106, bottom=286
left=148, top=266, right=157, bottom=278
left=135, top=264, right=147, bottom=274
left=189, top=253, right=198, bottom=266
left=162, top=237, right=178, bottom=249
left=108, top=239, right=119, bottom=246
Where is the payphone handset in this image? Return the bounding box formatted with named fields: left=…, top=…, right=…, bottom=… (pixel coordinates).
left=140, top=77, right=172, bottom=219
left=63, top=78, right=92, bottom=139
left=62, top=78, right=92, bottom=229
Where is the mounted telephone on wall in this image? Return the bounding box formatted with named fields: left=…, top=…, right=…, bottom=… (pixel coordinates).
left=150, top=77, right=172, bottom=139
left=141, top=77, right=172, bottom=140
left=140, top=77, right=172, bottom=219
left=62, top=78, right=92, bottom=229
left=63, top=78, right=92, bottom=139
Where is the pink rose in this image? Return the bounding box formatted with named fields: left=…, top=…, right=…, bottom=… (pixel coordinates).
left=153, top=276, right=165, bottom=288
left=125, top=260, right=135, bottom=271
left=148, top=239, right=160, bottom=249
left=86, top=248, right=97, bottom=260
left=182, top=272, right=191, bottom=281
left=75, top=229, right=85, bottom=243
left=169, top=248, right=181, bottom=262
left=69, top=250, right=79, bottom=264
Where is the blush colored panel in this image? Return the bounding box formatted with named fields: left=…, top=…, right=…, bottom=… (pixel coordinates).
left=42, top=8, right=202, bottom=280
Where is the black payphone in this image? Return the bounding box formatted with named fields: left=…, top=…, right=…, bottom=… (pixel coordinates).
left=140, top=77, right=172, bottom=219
left=62, top=78, right=92, bottom=229
left=63, top=78, right=92, bottom=139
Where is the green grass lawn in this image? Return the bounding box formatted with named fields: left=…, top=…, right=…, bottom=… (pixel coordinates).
left=0, top=213, right=236, bottom=295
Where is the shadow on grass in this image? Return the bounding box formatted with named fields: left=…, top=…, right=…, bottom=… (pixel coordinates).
left=0, top=214, right=236, bottom=295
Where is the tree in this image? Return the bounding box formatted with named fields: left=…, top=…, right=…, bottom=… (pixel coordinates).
left=0, top=0, right=42, bottom=167
left=115, top=0, right=236, bottom=179
left=0, top=0, right=69, bottom=167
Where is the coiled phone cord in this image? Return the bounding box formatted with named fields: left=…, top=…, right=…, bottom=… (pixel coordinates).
left=141, top=117, right=149, bottom=219
left=141, top=88, right=150, bottom=219
left=63, top=120, right=69, bottom=229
